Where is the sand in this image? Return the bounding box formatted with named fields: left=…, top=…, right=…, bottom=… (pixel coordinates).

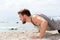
left=0, top=30, right=60, bottom=40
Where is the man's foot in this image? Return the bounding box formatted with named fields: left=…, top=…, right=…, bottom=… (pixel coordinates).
left=58, top=30, right=60, bottom=33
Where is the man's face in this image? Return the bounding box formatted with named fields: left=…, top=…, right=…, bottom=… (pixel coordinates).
left=18, top=14, right=26, bottom=24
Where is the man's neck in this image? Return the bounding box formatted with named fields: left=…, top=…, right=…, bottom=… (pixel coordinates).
left=26, top=17, right=31, bottom=22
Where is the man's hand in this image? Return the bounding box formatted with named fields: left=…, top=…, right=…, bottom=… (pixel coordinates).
left=31, top=35, right=44, bottom=39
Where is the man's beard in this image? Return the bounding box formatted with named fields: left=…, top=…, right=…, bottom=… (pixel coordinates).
left=22, top=21, right=26, bottom=24
left=22, top=18, right=26, bottom=24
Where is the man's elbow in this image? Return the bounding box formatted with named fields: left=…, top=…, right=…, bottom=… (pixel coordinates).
left=45, top=21, right=48, bottom=24
left=43, top=21, right=48, bottom=25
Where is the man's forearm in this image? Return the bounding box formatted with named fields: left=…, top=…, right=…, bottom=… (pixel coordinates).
left=39, top=21, right=48, bottom=38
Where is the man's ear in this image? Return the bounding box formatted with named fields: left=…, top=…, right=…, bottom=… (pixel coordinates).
left=24, top=15, right=26, bottom=17
left=24, top=15, right=27, bottom=18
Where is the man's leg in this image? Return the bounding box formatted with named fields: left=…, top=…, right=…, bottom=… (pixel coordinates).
left=54, top=18, right=60, bottom=33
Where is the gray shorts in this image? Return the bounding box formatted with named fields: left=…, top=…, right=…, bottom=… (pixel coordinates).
left=54, top=18, right=60, bottom=30
left=45, top=18, right=60, bottom=31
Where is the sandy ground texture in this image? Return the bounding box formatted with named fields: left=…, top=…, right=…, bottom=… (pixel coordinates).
left=0, top=30, right=60, bottom=40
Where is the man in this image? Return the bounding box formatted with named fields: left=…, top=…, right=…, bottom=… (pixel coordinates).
left=18, top=9, right=60, bottom=38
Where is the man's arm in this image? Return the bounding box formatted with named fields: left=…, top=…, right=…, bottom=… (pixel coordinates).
left=35, top=15, right=48, bottom=38
left=32, top=14, right=48, bottom=38
left=40, top=21, right=48, bottom=38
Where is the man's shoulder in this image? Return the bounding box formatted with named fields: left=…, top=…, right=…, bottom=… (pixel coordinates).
left=32, top=14, right=36, bottom=17
left=31, top=14, right=41, bottom=21
left=32, top=14, right=40, bottom=18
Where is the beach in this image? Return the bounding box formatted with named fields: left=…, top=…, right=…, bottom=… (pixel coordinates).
left=0, top=30, right=60, bottom=40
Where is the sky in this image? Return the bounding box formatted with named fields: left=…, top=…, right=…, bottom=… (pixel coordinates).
left=0, top=0, right=60, bottom=22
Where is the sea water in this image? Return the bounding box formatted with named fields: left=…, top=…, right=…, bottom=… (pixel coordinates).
left=0, top=21, right=37, bottom=32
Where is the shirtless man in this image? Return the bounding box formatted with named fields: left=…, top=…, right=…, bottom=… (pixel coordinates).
left=18, top=9, right=60, bottom=38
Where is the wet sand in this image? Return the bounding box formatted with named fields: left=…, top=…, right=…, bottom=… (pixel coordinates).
left=0, top=30, right=60, bottom=40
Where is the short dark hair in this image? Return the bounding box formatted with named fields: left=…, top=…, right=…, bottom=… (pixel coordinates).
left=18, top=9, right=31, bottom=16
